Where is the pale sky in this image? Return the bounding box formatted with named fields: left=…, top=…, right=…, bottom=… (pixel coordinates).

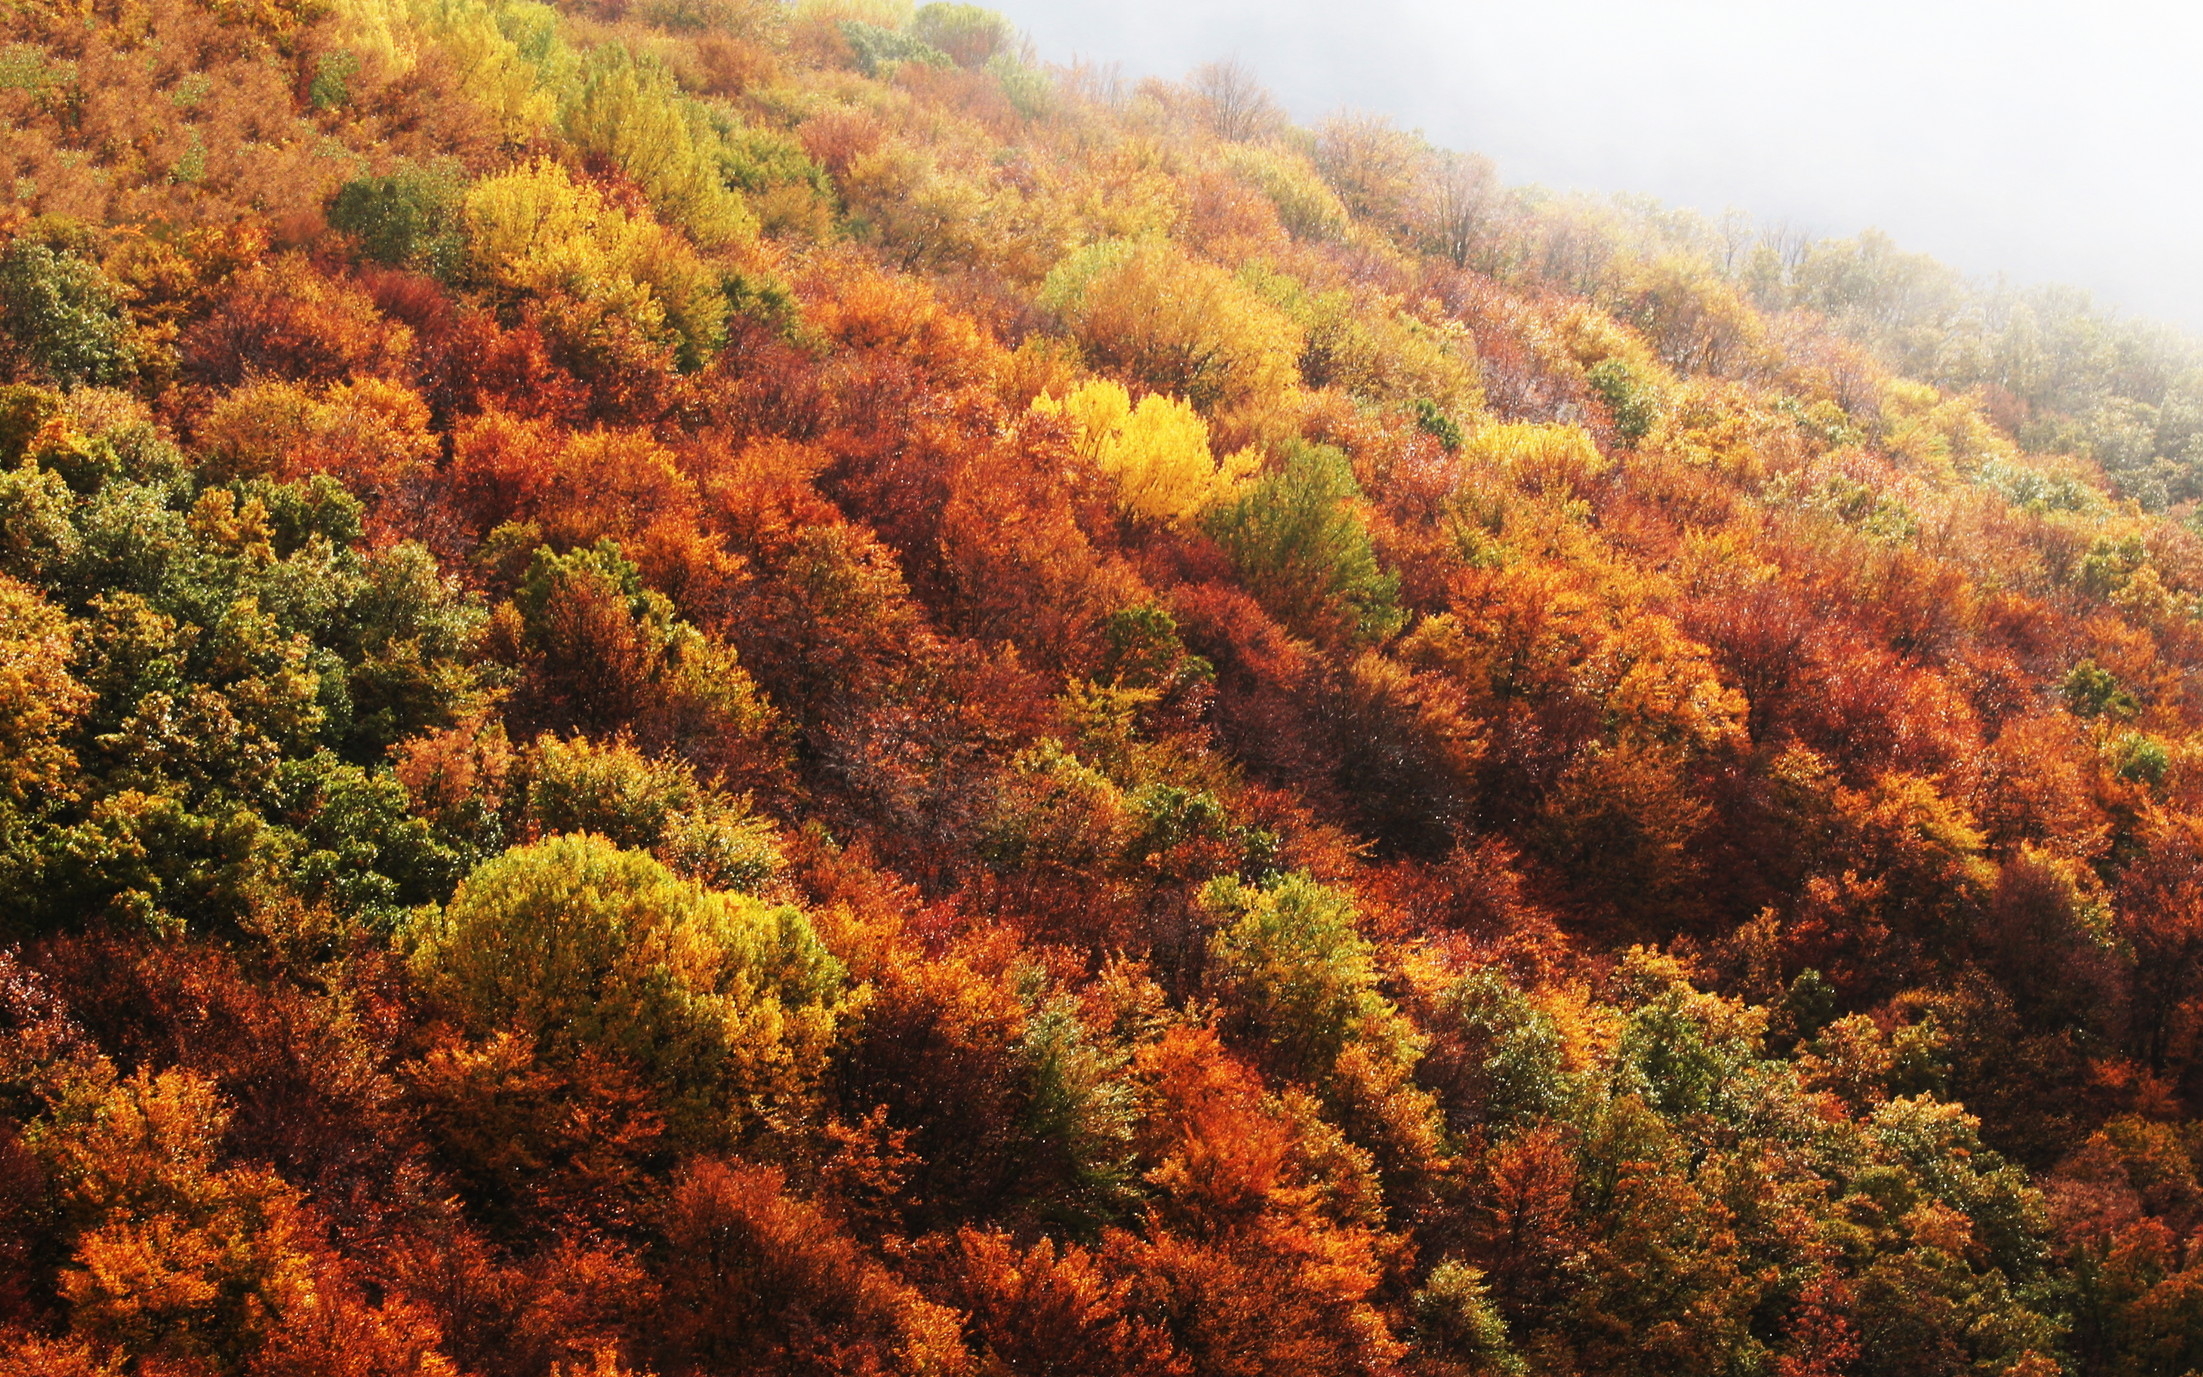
left=995, top=0, right=2203, bottom=332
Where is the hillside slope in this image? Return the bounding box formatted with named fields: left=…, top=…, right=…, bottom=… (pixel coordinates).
left=1, top=1, right=2201, bottom=1373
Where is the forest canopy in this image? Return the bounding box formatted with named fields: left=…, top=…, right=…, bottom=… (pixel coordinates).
left=0, top=1, right=2201, bottom=1374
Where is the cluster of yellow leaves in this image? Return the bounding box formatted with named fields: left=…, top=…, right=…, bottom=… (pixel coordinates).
left=464, top=159, right=728, bottom=365
left=1457, top=422, right=1608, bottom=499
left=564, top=46, right=756, bottom=249
left=1031, top=378, right=1258, bottom=527
left=0, top=574, right=88, bottom=804
left=411, top=0, right=570, bottom=143
left=1040, top=237, right=1303, bottom=413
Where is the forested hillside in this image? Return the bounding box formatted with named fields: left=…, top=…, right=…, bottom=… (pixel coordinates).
left=0, top=0, right=2201, bottom=1372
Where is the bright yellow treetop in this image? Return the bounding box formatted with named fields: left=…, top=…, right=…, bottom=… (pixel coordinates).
left=1032, top=379, right=1260, bottom=527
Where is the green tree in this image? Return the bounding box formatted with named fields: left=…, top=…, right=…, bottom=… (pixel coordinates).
left=406, top=833, right=845, bottom=1142
left=1585, top=358, right=1660, bottom=445
left=0, top=239, right=135, bottom=387
left=840, top=20, right=952, bottom=75
left=1412, top=1260, right=1526, bottom=1376
left=909, top=2, right=1011, bottom=65
left=1201, top=869, right=1416, bottom=1081
left=1428, top=968, right=1573, bottom=1131
left=523, top=732, right=783, bottom=891
left=1203, top=442, right=1403, bottom=643
left=2061, top=658, right=2137, bottom=719
left=326, top=162, right=469, bottom=278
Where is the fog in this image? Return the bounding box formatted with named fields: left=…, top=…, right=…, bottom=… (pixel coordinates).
left=994, top=0, right=2203, bottom=333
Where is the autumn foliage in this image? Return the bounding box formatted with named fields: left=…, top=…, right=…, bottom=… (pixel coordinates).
left=3, top=0, right=2203, bottom=1373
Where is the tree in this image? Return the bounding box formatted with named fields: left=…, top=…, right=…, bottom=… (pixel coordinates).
left=180, top=256, right=415, bottom=388
left=21, top=1064, right=443, bottom=1374
left=1314, top=113, right=1427, bottom=229
left=1329, top=649, right=1485, bottom=855
left=511, top=539, right=783, bottom=784
left=1201, top=870, right=1413, bottom=1083
left=1585, top=359, right=1661, bottom=445
left=327, top=162, right=469, bottom=279
left=563, top=45, right=757, bottom=249
left=1220, top=144, right=1349, bottom=240
left=1041, top=239, right=1303, bottom=413
left=1421, top=968, right=1573, bottom=1135
left=1118, top=1026, right=1405, bottom=1377
left=1614, top=255, right=1769, bottom=376
left=1030, top=379, right=1258, bottom=527
left=2061, top=659, right=2137, bottom=719
left=0, top=574, right=88, bottom=805
left=910, top=3, right=1012, bottom=66
left=2115, top=811, right=2203, bottom=1076
left=1203, top=443, right=1403, bottom=643
left=195, top=377, right=439, bottom=502
left=1418, top=151, right=1500, bottom=270
left=522, top=732, right=783, bottom=892
left=839, top=20, right=954, bottom=77
left=654, top=1158, right=970, bottom=1375
left=1190, top=60, right=1283, bottom=142
left=0, top=240, right=135, bottom=387
left=1410, top=1260, right=1524, bottom=1376
left=1468, top=1121, right=1583, bottom=1326
left=950, top=1229, right=1186, bottom=1377
left=406, top=833, right=845, bottom=1144
left=463, top=159, right=729, bottom=375
left=1453, top=425, right=1612, bottom=504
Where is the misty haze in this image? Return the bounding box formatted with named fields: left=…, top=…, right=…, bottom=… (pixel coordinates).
left=1002, top=0, right=2203, bottom=332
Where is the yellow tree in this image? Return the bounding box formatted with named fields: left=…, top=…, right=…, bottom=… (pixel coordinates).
left=0, top=574, right=86, bottom=805
left=563, top=45, right=756, bottom=249
left=1040, top=238, right=1303, bottom=413
left=1031, top=378, right=1258, bottom=527
left=464, top=159, right=729, bottom=371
